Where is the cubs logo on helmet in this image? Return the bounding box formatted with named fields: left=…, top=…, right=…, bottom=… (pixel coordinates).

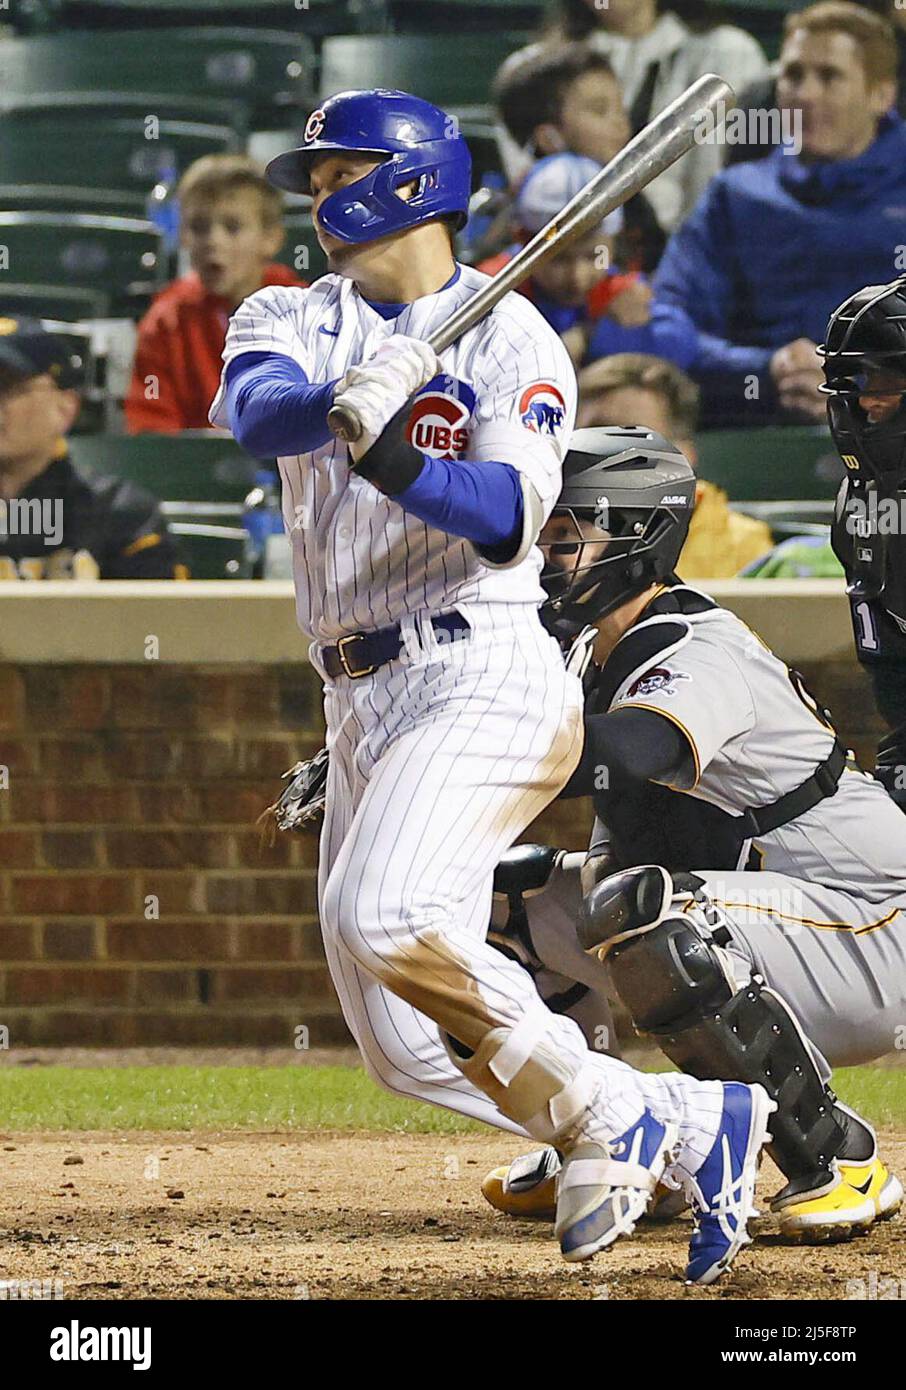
left=304, top=109, right=326, bottom=142
left=406, top=377, right=475, bottom=460
left=519, top=382, right=567, bottom=437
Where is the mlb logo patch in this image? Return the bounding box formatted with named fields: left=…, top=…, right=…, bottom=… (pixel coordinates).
left=406, top=376, right=476, bottom=460
left=519, top=382, right=567, bottom=436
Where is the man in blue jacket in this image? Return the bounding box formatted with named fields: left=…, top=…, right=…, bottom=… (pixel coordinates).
left=653, top=1, right=903, bottom=426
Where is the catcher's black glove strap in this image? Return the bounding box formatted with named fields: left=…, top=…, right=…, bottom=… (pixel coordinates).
left=351, top=402, right=425, bottom=496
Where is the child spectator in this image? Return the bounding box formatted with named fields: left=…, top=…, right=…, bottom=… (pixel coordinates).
left=0, top=318, right=186, bottom=579
left=125, top=155, right=305, bottom=434
left=539, top=0, right=767, bottom=228
left=492, top=42, right=665, bottom=272
left=478, top=153, right=695, bottom=371
left=577, top=351, right=773, bottom=578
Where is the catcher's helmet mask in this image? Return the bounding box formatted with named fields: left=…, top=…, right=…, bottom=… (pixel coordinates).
left=266, top=89, right=472, bottom=246
left=819, top=277, right=906, bottom=479
left=540, top=427, right=696, bottom=642
left=820, top=279, right=906, bottom=614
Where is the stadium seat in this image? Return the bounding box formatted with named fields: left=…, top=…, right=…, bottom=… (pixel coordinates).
left=168, top=523, right=253, bottom=579
left=0, top=29, right=315, bottom=128
left=0, top=212, right=164, bottom=317
left=735, top=501, right=834, bottom=538
left=277, top=210, right=327, bottom=282
left=69, top=432, right=261, bottom=503
left=695, top=427, right=844, bottom=502
left=61, top=0, right=371, bottom=39
left=0, top=103, right=241, bottom=215
left=721, top=0, right=794, bottom=60
left=385, top=0, right=543, bottom=33
left=0, top=283, right=110, bottom=320
left=319, top=33, right=530, bottom=114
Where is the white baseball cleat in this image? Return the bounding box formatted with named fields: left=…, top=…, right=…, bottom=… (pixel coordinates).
left=555, top=1108, right=680, bottom=1263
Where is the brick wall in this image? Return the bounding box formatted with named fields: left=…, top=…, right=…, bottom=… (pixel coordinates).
left=0, top=658, right=885, bottom=1046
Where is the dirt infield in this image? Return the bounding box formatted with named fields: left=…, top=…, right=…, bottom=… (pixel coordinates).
left=1, top=1130, right=903, bottom=1301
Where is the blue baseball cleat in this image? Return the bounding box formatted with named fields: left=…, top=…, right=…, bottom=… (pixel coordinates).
left=684, top=1082, right=777, bottom=1286
left=556, top=1108, right=680, bottom=1263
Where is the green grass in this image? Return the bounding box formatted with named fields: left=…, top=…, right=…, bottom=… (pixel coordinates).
left=0, top=1065, right=483, bottom=1133
left=0, top=1063, right=903, bottom=1133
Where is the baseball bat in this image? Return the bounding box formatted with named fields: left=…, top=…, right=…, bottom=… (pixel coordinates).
left=327, top=72, right=734, bottom=443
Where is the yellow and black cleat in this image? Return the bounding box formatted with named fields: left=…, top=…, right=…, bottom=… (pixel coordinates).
left=778, top=1158, right=903, bottom=1242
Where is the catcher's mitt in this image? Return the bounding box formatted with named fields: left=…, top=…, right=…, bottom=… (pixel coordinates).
left=258, top=746, right=329, bottom=845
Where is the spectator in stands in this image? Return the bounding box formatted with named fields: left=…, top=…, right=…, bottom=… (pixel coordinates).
left=653, top=1, right=904, bottom=428
left=0, top=318, right=186, bottom=579
left=531, top=0, right=767, bottom=228
left=728, top=0, right=906, bottom=167
left=126, top=155, right=304, bottom=434
left=576, top=352, right=773, bottom=578
left=477, top=153, right=694, bottom=372
left=492, top=42, right=665, bottom=272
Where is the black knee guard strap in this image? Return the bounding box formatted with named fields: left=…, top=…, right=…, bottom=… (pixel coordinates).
left=607, top=917, right=848, bottom=1196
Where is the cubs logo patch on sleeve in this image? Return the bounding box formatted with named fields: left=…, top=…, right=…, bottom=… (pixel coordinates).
left=628, top=666, right=692, bottom=699
left=518, top=382, right=567, bottom=437
left=406, top=376, right=476, bottom=460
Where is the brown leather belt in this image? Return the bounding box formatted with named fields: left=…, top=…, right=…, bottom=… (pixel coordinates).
left=322, top=612, right=470, bottom=679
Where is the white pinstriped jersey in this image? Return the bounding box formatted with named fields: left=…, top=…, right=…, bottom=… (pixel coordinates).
left=209, top=265, right=576, bottom=643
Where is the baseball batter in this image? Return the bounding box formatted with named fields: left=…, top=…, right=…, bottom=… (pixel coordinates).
left=210, top=89, right=776, bottom=1283
left=483, top=426, right=906, bottom=1240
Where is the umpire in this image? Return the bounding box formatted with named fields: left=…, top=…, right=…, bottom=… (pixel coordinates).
left=821, top=277, right=906, bottom=807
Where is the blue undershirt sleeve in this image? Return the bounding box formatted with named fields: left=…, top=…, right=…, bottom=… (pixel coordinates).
left=224, top=351, right=338, bottom=457
left=392, top=454, right=524, bottom=549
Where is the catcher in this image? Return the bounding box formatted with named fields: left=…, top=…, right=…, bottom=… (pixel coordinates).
left=479, top=426, right=906, bottom=1242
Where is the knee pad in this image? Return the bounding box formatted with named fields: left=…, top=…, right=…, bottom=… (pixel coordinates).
left=441, top=1020, right=594, bottom=1145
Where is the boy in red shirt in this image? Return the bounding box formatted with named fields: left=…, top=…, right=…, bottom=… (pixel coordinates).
left=126, top=155, right=305, bottom=433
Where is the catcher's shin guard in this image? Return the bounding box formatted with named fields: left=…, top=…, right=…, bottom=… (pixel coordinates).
left=582, top=867, right=848, bottom=1203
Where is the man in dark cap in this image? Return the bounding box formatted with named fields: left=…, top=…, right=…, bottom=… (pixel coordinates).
left=0, top=317, right=186, bottom=580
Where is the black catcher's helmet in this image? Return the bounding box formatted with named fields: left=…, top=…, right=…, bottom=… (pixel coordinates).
left=819, top=278, right=906, bottom=480
left=540, top=426, right=696, bottom=641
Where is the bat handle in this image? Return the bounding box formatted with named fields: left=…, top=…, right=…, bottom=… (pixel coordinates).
left=327, top=401, right=364, bottom=444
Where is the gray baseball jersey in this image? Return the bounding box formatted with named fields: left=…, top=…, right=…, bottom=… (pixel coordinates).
left=506, top=585, right=906, bottom=1068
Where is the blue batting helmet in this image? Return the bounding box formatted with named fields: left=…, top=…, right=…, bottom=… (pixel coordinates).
left=265, top=89, right=472, bottom=245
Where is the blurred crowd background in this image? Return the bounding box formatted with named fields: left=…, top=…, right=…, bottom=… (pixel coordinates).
left=2, top=0, right=904, bottom=583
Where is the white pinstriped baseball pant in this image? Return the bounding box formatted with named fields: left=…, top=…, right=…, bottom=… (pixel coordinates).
left=313, top=603, right=726, bottom=1158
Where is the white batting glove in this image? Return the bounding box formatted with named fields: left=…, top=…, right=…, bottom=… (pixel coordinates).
left=333, top=334, right=440, bottom=462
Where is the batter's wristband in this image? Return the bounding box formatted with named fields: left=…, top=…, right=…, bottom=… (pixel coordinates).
left=351, top=402, right=425, bottom=496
